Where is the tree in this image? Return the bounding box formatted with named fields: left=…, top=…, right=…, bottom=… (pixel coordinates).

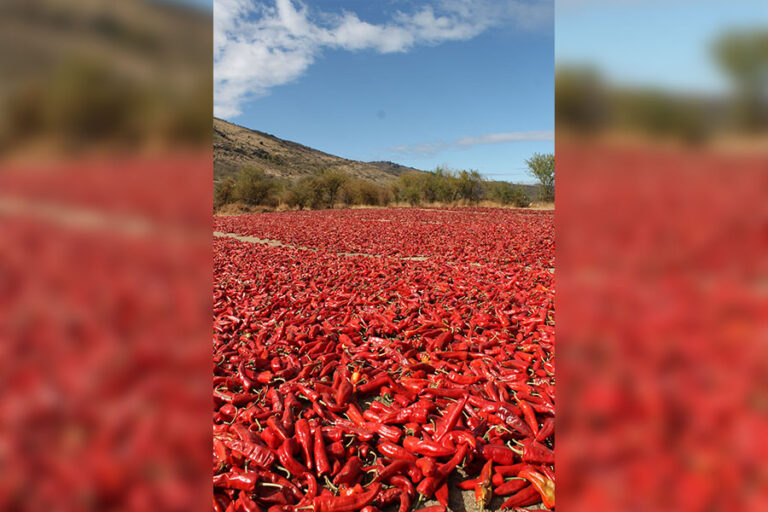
left=712, top=29, right=768, bottom=131
left=456, top=170, right=485, bottom=205
left=525, top=153, right=554, bottom=202
left=319, top=169, right=348, bottom=207
left=489, top=181, right=530, bottom=207
left=214, top=178, right=236, bottom=209
left=234, top=166, right=282, bottom=207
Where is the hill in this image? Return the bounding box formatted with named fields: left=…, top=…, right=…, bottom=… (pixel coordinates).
left=214, top=118, right=424, bottom=185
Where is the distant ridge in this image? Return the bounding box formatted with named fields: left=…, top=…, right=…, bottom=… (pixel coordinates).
left=214, top=118, right=425, bottom=185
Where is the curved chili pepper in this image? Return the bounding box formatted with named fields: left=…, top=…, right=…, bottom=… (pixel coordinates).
left=482, top=444, right=518, bottom=465
left=277, top=438, right=309, bottom=477
left=535, top=417, right=554, bottom=442
left=518, top=468, right=555, bottom=509
left=312, top=482, right=381, bottom=512
left=295, top=419, right=313, bottom=469
left=499, top=485, right=540, bottom=509
left=474, top=459, right=493, bottom=508
left=377, top=441, right=417, bottom=461
left=390, top=474, right=415, bottom=500
left=516, top=399, right=539, bottom=437
left=435, top=482, right=449, bottom=508
left=218, top=435, right=276, bottom=469
left=332, top=456, right=362, bottom=487
left=374, top=459, right=411, bottom=483
left=403, top=436, right=455, bottom=458
left=213, top=471, right=258, bottom=491
left=513, top=438, right=554, bottom=465
left=494, top=478, right=528, bottom=496
left=434, top=396, right=468, bottom=441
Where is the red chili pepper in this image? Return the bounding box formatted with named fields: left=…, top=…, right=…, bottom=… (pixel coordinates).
left=474, top=459, right=493, bottom=508
left=277, top=438, right=309, bottom=477
left=312, top=482, right=381, bottom=512
left=267, top=416, right=290, bottom=443
left=218, top=435, right=276, bottom=469
left=332, top=456, right=362, bottom=487
left=403, top=436, right=455, bottom=458
left=374, top=459, right=411, bottom=483
left=435, top=482, right=449, bottom=508
left=494, top=478, right=528, bottom=496
left=434, top=396, right=468, bottom=442
left=378, top=441, right=417, bottom=461
left=513, top=438, right=554, bottom=465
left=482, top=443, right=518, bottom=465
left=518, top=468, right=555, bottom=509
left=295, top=419, right=314, bottom=469
left=535, top=417, right=554, bottom=442
left=494, top=463, right=527, bottom=477
left=415, top=457, right=437, bottom=477
left=516, top=399, right=539, bottom=437
left=416, top=443, right=469, bottom=498
left=390, top=474, right=415, bottom=501
left=499, top=485, right=540, bottom=509
left=213, top=471, right=258, bottom=491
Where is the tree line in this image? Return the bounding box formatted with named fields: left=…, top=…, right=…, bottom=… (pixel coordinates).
left=215, top=153, right=554, bottom=211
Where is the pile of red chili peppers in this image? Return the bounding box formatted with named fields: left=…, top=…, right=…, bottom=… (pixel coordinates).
left=214, top=208, right=554, bottom=511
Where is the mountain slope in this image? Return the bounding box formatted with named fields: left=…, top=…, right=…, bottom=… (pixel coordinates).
left=214, top=118, right=424, bottom=185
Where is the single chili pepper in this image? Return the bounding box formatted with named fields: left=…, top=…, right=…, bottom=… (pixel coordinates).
left=434, top=396, right=468, bottom=442
left=444, top=430, right=478, bottom=449
left=374, top=459, right=411, bottom=483
left=516, top=399, right=539, bottom=437
left=397, top=489, right=412, bottom=512
left=218, top=435, right=276, bottom=469
left=346, top=403, right=366, bottom=426
left=403, top=436, right=455, bottom=458
left=295, top=419, right=314, bottom=469
left=365, top=421, right=403, bottom=444
left=328, top=441, right=346, bottom=459
left=494, top=478, right=528, bottom=496
left=535, top=417, right=554, bottom=442
left=373, top=487, right=402, bottom=507
left=494, top=463, right=527, bottom=477
left=518, top=468, right=555, bottom=509
left=435, top=482, right=449, bottom=508
left=482, top=444, right=518, bottom=465
left=377, top=441, right=417, bottom=461
left=267, top=416, right=290, bottom=443
left=512, top=439, right=554, bottom=465
left=312, top=482, right=381, bottom=512
left=260, top=427, right=282, bottom=450
left=390, top=474, right=416, bottom=500
left=336, top=378, right=354, bottom=406
left=213, top=472, right=258, bottom=491
left=499, top=485, right=540, bottom=509
left=415, top=457, right=436, bottom=477
left=277, top=439, right=309, bottom=477
left=359, top=507, right=379, bottom=512
left=356, top=374, right=391, bottom=395
left=255, top=470, right=303, bottom=500
left=474, top=458, right=493, bottom=509
left=495, top=406, right=534, bottom=437
left=457, top=477, right=478, bottom=490
left=332, top=456, right=362, bottom=487
left=416, top=443, right=470, bottom=498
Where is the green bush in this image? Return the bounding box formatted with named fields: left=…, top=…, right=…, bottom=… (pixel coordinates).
left=234, top=166, right=282, bottom=207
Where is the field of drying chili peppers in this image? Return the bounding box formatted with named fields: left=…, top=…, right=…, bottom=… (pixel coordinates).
left=213, top=208, right=555, bottom=512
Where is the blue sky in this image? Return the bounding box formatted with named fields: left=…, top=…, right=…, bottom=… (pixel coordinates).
left=214, top=0, right=554, bottom=183
left=556, top=0, right=768, bottom=94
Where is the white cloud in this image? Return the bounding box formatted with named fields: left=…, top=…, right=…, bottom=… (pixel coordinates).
left=214, top=0, right=552, bottom=118
left=389, top=130, right=555, bottom=155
